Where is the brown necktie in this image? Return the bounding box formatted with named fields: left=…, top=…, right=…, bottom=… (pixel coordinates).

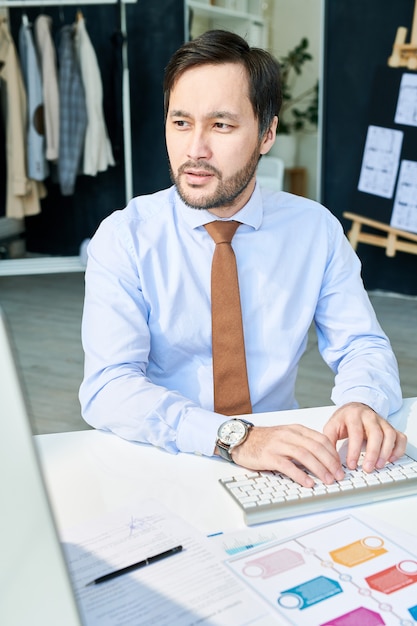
left=204, top=221, right=252, bottom=415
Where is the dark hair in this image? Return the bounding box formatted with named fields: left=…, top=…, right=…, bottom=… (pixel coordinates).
left=163, top=30, right=282, bottom=139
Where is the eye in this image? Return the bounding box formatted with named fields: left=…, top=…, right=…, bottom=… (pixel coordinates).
left=214, top=122, right=232, bottom=130
left=173, top=120, right=190, bottom=129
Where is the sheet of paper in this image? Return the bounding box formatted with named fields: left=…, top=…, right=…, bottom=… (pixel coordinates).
left=61, top=499, right=278, bottom=626
left=390, top=159, right=417, bottom=234
left=225, top=515, right=417, bottom=626
left=357, top=125, right=403, bottom=198
left=395, top=73, right=417, bottom=127
left=207, top=510, right=410, bottom=559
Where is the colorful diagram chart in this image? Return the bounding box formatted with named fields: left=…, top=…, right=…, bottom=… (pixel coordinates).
left=226, top=516, right=417, bottom=626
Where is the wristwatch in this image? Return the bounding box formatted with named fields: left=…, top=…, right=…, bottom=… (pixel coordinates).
left=216, top=418, right=254, bottom=462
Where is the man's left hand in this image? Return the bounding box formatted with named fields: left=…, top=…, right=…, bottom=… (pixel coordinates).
left=323, top=402, right=407, bottom=473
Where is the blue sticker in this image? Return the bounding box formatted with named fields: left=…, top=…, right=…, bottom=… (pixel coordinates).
left=278, top=575, right=343, bottom=610
left=408, top=604, right=417, bottom=619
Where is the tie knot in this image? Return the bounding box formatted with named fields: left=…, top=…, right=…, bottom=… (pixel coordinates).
left=204, top=220, right=240, bottom=244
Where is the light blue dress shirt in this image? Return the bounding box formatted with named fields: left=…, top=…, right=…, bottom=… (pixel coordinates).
left=79, top=184, right=402, bottom=456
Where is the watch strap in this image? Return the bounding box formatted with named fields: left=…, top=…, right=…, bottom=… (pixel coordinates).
left=216, top=440, right=234, bottom=462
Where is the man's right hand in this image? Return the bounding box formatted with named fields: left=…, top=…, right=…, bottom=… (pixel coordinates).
left=229, top=424, right=345, bottom=488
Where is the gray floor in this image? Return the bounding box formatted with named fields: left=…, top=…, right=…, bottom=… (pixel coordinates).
left=0, top=272, right=416, bottom=435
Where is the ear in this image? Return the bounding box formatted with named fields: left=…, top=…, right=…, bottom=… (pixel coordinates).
left=259, top=116, right=278, bottom=155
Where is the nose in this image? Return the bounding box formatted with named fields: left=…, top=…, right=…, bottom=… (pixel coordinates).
left=187, top=127, right=212, bottom=161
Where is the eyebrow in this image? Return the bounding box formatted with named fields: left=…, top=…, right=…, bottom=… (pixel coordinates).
left=169, top=109, right=240, bottom=123
left=210, top=111, right=240, bottom=123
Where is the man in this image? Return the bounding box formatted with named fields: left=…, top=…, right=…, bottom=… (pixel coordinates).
left=79, top=30, right=405, bottom=488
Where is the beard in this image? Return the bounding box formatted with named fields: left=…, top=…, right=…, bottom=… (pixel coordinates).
left=170, top=146, right=261, bottom=211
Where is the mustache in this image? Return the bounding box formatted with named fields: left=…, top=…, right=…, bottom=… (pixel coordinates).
left=178, top=161, right=222, bottom=178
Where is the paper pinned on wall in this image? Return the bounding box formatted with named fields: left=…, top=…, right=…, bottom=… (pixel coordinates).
left=357, top=125, right=403, bottom=199
left=390, top=159, right=417, bottom=234
left=394, top=73, right=417, bottom=127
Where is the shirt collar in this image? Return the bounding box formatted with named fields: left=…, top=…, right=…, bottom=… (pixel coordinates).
left=174, top=183, right=263, bottom=231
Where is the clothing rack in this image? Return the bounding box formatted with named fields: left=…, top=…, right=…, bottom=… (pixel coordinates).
left=1, top=0, right=136, bottom=204
left=0, top=0, right=137, bottom=275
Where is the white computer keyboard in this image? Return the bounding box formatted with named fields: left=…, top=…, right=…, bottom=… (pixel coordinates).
left=219, top=450, right=417, bottom=525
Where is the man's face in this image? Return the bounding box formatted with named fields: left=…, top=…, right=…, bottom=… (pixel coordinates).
left=165, top=62, right=275, bottom=217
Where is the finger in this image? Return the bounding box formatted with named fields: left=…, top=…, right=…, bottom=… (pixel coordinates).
left=297, top=428, right=345, bottom=482
left=343, top=420, right=369, bottom=470
left=388, top=430, right=408, bottom=462
left=282, top=440, right=344, bottom=485
left=359, top=414, right=408, bottom=472
left=285, top=426, right=344, bottom=476
left=323, top=419, right=347, bottom=448
left=273, top=457, right=316, bottom=489
left=376, top=428, right=408, bottom=466
left=361, top=428, right=384, bottom=473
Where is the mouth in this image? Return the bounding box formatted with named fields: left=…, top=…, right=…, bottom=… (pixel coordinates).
left=178, top=161, right=220, bottom=187
left=182, top=169, right=215, bottom=185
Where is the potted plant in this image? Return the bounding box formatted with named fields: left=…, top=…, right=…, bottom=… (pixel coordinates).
left=270, top=37, right=319, bottom=168
left=278, top=37, right=319, bottom=135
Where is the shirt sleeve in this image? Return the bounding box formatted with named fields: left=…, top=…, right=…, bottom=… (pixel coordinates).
left=79, top=214, right=225, bottom=457
left=314, top=218, right=402, bottom=420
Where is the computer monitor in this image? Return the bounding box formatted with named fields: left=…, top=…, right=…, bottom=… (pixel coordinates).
left=0, top=308, right=83, bottom=626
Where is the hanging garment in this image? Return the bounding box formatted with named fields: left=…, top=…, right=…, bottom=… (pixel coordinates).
left=57, top=24, right=87, bottom=196
left=74, top=15, right=115, bottom=176
left=0, top=18, right=45, bottom=218
left=18, top=16, right=49, bottom=181
left=34, top=15, right=60, bottom=162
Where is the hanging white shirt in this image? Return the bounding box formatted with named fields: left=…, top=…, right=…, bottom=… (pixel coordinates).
left=74, top=16, right=115, bottom=176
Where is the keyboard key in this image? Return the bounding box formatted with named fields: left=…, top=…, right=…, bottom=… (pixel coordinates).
left=326, top=484, right=341, bottom=493
left=242, top=501, right=258, bottom=509
left=364, top=476, right=380, bottom=485
left=378, top=474, right=394, bottom=483
left=231, top=479, right=257, bottom=489
left=391, top=473, right=408, bottom=481
left=271, top=495, right=286, bottom=503
left=237, top=495, right=259, bottom=504
left=299, top=489, right=314, bottom=498
left=339, top=482, right=355, bottom=491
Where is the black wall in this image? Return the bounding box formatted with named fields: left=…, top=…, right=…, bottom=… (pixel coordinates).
left=6, top=1, right=184, bottom=255
left=322, top=0, right=417, bottom=295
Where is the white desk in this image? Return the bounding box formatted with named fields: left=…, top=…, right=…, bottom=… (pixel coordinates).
left=36, top=398, right=417, bottom=537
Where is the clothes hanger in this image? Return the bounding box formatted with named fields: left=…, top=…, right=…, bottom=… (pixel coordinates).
left=59, top=1, right=65, bottom=24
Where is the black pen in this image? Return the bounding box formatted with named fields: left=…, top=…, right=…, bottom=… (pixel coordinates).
left=86, top=545, right=183, bottom=586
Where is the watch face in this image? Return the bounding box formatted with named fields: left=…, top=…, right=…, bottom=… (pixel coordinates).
left=218, top=420, right=247, bottom=445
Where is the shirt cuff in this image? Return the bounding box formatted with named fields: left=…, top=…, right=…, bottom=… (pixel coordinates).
left=332, top=386, right=392, bottom=419
left=176, top=407, right=227, bottom=457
